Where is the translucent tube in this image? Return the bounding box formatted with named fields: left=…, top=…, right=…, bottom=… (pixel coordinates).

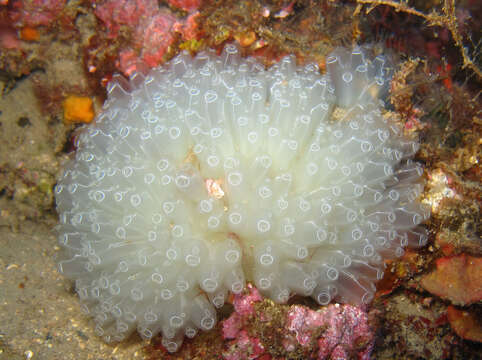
left=208, top=287, right=228, bottom=308
left=397, top=226, right=429, bottom=248
left=58, top=232, right=85, bottom=251
left=58, top=255, right=91, bottom=277
left=223, top=267, right=246, bottom=294
left=348, top=259, right=384, bottom=282
left=184, top=321, right=198, bottom=338
left=160, top=296, right=190, bottom=329
left=280, top=262, right=316, bottom=296
left=190, top=295, right=217, bottom=331
left=291, top=220, right=328, bottom=248
left=162, top=332, right=184, bottom=353
left=253, top=241, right=280, bottom=267
left=310, top=249, right=352, bottom=268
left=267, top=282, right=290, bottom=304
left=311, top=284, right=334, bottom=305
left=335, top=270, right=376, bottom=305
left=214, top=237, right=242, bottom=269
left=137, top=322, right=161, bottom=340
left=198, top=263, right=222, bottom=293
left=180, top=238, right=209, bottom=268
left=253, top=265, right=277, bottom=291
left=277, top=238, right=309, bottom=261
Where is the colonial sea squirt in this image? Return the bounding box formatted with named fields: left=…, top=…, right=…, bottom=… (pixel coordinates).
left=55, top=45, right=430, bottom=352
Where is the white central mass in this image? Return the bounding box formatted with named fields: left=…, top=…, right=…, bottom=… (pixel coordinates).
left=55, top=44, right=429, bottom=352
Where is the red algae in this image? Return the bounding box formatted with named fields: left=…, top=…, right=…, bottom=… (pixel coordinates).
left=92, top=0, right=201, bottom=75
left=447, top=305, right=482, bottom=343
left=167, top=0, right=201, bottom=12
left=93, top=0, right=159, bottom=38
left=420, top=255, right=482, bottom=306
left=94, top=0, right=177, bottom=71
left=139, top=11, right=177, bottom=67
left=0, top=24, right=20, bottom=49
left=173, top=12, right=200, bottom=42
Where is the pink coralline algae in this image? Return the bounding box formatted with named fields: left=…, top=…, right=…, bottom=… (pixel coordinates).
left=8, top=0, right=66, bottom=27
left=222, top=284, right=266, bottom=360
left=222, top=283, right=263, bottom=341
left=286, top=304, right=374, bottom=360
left=223, top=329, right=266, bottom=360
left=222, top=284, right=374, bottom=360
left=233, top=283, right=264, bottom=317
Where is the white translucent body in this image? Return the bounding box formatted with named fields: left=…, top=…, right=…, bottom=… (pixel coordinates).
left=55, top=44, right=429, bottom=351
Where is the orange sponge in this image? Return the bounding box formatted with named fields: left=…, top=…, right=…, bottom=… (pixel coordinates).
left=63, top=96, right=95, bottom=124
left=20, top=27, right=40, bottom=41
